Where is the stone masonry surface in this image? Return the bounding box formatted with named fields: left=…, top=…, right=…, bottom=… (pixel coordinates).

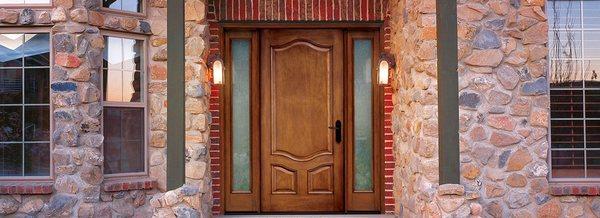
left=0, top=0, right=212, bottom=217
left=388, top=0, right=600, bottom=217
left=388, top=0, right=484, bottom=216
left=3, top=0, right=600, bottom=217
left=204, top=0, right=396, bottom=214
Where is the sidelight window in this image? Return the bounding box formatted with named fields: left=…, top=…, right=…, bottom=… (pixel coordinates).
left=0, top=33, right=50, bottom=178
left=346, top=31, right=381, bottom=211
left=353, top=39, right=374, bottom=191
left=548, top=0, right=600, bottom=180
left=102, top=34, right=147, bottom=175
left=231, top=39, right=251, bottom=192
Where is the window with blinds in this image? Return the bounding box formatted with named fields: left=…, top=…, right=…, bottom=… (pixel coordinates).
left=549, top=0, right=600, bottom=180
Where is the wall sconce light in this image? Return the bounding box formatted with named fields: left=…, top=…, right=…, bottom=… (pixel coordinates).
left=208, top=53, right=224, bottom=85
left=378, top=53, right=395, bottom=85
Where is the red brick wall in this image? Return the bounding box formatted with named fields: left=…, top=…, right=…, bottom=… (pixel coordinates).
left=208, top=0, right=394, bottom=214
left=214, top=0, right=387, bottom=21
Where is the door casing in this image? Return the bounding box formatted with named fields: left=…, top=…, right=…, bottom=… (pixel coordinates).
left=220, top=23, right=384, bottom=214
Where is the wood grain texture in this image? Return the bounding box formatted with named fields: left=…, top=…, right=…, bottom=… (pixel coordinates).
left=223, top=31, right=260, bottom=212
left=261, top=29, right=344, bottom=212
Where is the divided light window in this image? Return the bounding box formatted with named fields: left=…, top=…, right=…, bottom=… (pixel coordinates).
left=548, top=0, right=600, bottom=180
left=102, top=34, right=147, bottom=176
left=103, top=0, right=143, bottom=13
left=0, top=33, right=50, bottom=177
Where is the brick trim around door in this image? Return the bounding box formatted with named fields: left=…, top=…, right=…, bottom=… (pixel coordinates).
left=207, top=0, right=394, bottom=214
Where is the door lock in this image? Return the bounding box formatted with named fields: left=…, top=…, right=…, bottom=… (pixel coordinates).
left=328, top=120, right=342, bottom=143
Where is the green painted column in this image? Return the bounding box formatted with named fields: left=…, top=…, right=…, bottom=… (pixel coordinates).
left=167, top=0, right=186, bottom=190
left=436, top=0, right=460, bottom=184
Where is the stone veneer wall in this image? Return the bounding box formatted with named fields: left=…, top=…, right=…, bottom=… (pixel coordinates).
left=456, top=0, right=588, bottom=217
left=388, top=0, right=483, bottom=216
left=390, top=0, right=600, bottom=217
left=0, top=0, right=213, bottom=217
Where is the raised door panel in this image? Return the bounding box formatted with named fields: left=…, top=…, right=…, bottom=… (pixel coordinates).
left=261, top=29, right=344, bottom=212
left=271, top=41, right=333, bottom=161
left=308, top=165, right=334, bottom=194
left=271, top=165, right=297, bottom=194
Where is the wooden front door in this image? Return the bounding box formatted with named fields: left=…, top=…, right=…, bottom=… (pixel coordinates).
left=223, top=28, right=381, bottom=213
left=260, top=29, right=345, bottom=212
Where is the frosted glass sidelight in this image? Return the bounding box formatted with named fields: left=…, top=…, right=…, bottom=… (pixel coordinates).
left=353, top=40, right=373, bottom=192
left=231, top=39, right=251, bottom=192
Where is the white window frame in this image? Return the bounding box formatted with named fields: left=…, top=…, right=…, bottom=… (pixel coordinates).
left=547, top=0, right=600, bottom=182
left=0, top=28, right=52, bottom=181
left=100, top=30, right=149, bottom=178
left=0, top=0, right=52, bottom=7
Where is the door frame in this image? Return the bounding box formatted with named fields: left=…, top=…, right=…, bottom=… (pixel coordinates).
left=219, top=22, right=385, bottom=214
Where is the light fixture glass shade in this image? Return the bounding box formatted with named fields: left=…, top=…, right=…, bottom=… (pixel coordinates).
left=212, top=60, right=224, bottom=84
left=378, top=60, right=390, bottom=85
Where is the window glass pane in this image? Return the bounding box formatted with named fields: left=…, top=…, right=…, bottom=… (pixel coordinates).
left=24, top=143, right=49, bottom=176
left=550, top=90, right=583, bottom=118
left=550, top=60, right=583, bottom=88
left=0, top=34, right=24, bottom=67
left=0, top=69, right=22, bottom=104
left=588, top=150, right=600, bottom=177
left=104, top=70, right=123, bottom=102
left=551, top=120, right=584, bottom=149
left=549, top=30, right=582, bottom=59
left=104, top=37, right=123, bottom=70
left=586, top=90, right=600, bottom=119
left=123, top=71, right=142, bottom=102
left=0, top=107, right=22, bottom=142
left=231, top=39, right=251, bottom=192
left=353, top=39, right=373, bottom=192
left=583, top=1, right=600, bottom=28
left=585, top=60, right=600, bottom=88
left=103, top=36, right=144, bottom=103
left=103, top=107, right=145, bottom=174
left=122, top=38, right=142, bottom=71
left=24, top=68, right=49, bottom=104
left=548, top=0, right=582, bottom=29
left=586, top=120, right=600, bottom=149
left=24, top=106, right=49, bottom=142
left=0, top=0, right=51, bottom=4
left=552, top=150, right=585, bottom=178
left=122, top=0, right=142, bottom=14
left=0, top=144, right=22, bottom=176
left=24, top=0, right=50, bottom=3
left=103, top=0, right=142, bottom=13
left=549, top=0, right=600, bottom=180
left=103, top=0, right=122, bottom=10
left=584, top=31, right=600, bottom=58
left=0, top=32, right=49, bottom=178
left=23, top=34, right=50, bottom=67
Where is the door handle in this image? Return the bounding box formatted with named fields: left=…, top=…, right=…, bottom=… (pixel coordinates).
left=328, top=120, right=342, bottom=143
